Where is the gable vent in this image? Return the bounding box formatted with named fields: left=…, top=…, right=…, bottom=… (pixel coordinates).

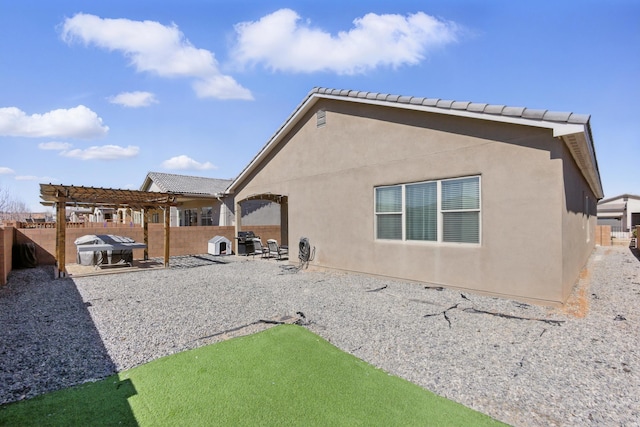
left=316, top=109, right=326, bottom=128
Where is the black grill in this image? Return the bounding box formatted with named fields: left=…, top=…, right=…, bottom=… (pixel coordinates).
left=236, top=231, right=256, bottom=255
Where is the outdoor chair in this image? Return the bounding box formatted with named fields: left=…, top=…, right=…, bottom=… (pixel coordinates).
left=251, top=238, right=269, bottom=259
left=267, top=239, right=288, bottom=260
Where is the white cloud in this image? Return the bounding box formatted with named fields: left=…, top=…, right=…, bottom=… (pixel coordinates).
left=108, top=91, right=158, bottom=108
left=0, top=167, right=15, bottom=174
left=161, top=155, right=216, bottom=170
left=192, top=76, right=253, bottom=100
left=38, top=141, right=73, bottom=150
left=61, top=145, right=140, bottom=160
left=232, top=9, right=459, bottom=74
left=0, top=105, right=109, bottom=139
left=15, top=175, right=58, bottom=182
left=62, top=13, right=253, bottom=100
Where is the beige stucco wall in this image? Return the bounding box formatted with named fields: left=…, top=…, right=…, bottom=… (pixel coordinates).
left=560, top=141, right=598, bottom=301
left=235, top=100, right=592, bottom=305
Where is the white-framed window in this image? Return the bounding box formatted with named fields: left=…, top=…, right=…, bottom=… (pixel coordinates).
left=375, top=176, right=481, bottom=244
left=375, top=185, right=403, bottom=240
left=201, top=207, right=213, bottom=226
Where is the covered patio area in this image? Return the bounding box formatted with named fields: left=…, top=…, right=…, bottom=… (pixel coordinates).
left=235, top=193, right=288, bottom=252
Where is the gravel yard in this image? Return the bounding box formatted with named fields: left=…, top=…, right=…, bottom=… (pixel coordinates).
left=1, top=246, right=638, bottom=426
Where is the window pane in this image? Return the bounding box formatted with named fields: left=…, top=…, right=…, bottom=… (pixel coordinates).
left=375, top=186, right=402, bottom=213
left=201, top=207, right=213, bottom=226
left=406, top=182, right=437, bottom=241
left=443, top=211, right=479, bottom=243
left=376, top=214, right=402, bottom=240
left=442, top=177, right=479, bottom=211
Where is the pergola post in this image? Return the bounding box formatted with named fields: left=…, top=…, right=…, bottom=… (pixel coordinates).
left=143, top=209, right=149, bottom=261
left=55, top=197, right=66, bottom=277
left=164, top=205, right=170, bottom=268
left=235, top=201, right=242, bottom=254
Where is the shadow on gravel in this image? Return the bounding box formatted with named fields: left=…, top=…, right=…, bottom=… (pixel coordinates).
left=0, top=265, right=137, bottom=422
left=158, top=254, right=230, bottom=269
left=630, top=247, right=640, bottom=263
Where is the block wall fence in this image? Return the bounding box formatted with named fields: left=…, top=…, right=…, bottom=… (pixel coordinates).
left=595, top=225, right=611, bottom=247
left=1, top=224, right=281, bottom=284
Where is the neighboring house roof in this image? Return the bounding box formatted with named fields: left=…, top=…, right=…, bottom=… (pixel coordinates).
left=227, top=87, right=604, bottom=199
left=141, top=172, right=232, bottom=197
left=597, top=203, right=626, bottom=215
left=597, top=194, right=640, bottom=205
left=597, top=194, right=640, bottom=217
left=598, top=202, right=626, bottom=211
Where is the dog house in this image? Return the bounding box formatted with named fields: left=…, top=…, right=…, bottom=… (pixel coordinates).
left=208, top=236, right=232, bottom=256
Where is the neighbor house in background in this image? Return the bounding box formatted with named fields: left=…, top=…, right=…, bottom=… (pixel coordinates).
left=141, top=171, right=279, bottom=227
left=227, top=87, right=603, bottom=306
left=140, top=172, right=233, bottom=227
left=597, top=194, right=640, bottom=236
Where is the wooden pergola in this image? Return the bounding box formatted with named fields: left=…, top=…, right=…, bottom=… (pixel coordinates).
left=40, top=183, right=178, bottom=277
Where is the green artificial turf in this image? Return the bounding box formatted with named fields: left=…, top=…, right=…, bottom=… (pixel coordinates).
left=0, top=325, right=507, bottom=426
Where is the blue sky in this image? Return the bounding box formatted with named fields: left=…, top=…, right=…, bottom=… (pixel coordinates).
left=1, top=0, right=638, bottom=211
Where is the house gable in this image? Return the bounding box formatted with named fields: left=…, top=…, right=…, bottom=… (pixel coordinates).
left=229, top=88, right=603, bottom=200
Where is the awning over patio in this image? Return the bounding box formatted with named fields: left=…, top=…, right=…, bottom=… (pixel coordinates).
left=235, top=193, right=288, bottom=249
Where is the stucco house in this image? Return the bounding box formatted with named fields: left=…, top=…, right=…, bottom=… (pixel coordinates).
left=140, top=172, right=233, bottom=227
left=597, top=194, right=640, bottom=235
left=227, top=88, right=603, bottom=305
left=141, top=171, right=279, bottom=227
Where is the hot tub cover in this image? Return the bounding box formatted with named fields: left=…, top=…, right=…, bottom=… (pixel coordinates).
left=74, top=234, right=140, bottom=266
